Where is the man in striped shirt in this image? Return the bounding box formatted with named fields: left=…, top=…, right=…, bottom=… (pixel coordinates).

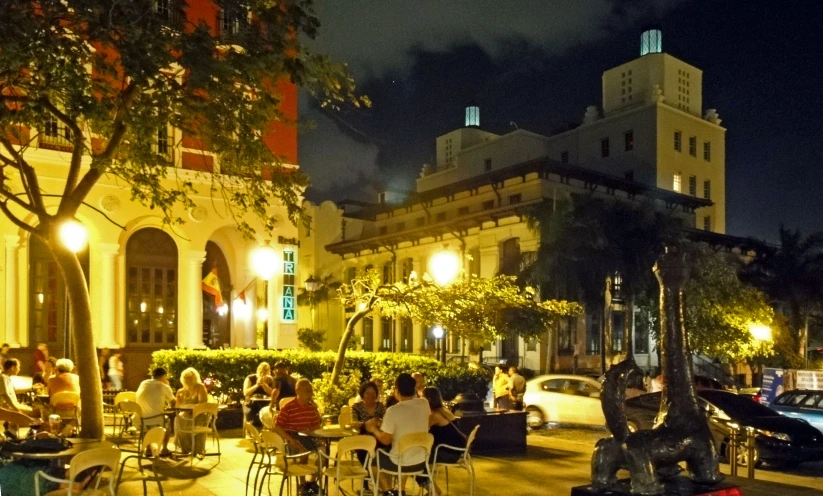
left=274, top=378, right=321, bottom=453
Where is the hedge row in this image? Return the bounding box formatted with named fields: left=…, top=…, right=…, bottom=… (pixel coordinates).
left=150, top=348, right=489, bottom=402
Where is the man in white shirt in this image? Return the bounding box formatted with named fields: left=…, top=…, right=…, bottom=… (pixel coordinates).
left=0, top=358, right=36, bottom=417
left=135, top=367, right=175, bottom=455
left=366, top=373, right=431, bottom=492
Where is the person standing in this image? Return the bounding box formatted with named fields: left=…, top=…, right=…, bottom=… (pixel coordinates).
left=493, top=366, right=511, bottom=409
left=33, top=342, right=48, bottom=375
left=365, top=373, right=431, bottom=493
left=0, top=343, right=10, bottom=362
left=136, top=367, right=175, bottom=456
left=508, top=366, right=526, bottom=411
left=99, top=348, right=111, bottom=389
left=108, top=352, right=124, bottom=390
left=412, top=372, right=426, bottom=398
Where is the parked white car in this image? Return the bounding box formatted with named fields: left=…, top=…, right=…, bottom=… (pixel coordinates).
left=523, top=374, right=605, bottom=428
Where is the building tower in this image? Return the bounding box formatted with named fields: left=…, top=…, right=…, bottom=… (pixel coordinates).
left=465, top=102, right=480, bottom=127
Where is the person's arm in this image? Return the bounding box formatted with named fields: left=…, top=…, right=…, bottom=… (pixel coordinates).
left=197, top=384, right=208, bottom=403
left=242, top=376, right=256, bottom=398
left=365, top=418, right=393, bottom=446
left=257, top=376, right=273, bottom=395
left=350, top=403, right=365, bottom=430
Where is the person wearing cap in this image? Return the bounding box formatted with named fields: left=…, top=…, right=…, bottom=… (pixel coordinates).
left=270, top=361, right=297, bottom=411
left=136, top=367, right=175, bottom=455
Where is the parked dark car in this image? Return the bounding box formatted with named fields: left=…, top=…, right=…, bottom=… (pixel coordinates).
left=625, top=390, right=823, bottom=467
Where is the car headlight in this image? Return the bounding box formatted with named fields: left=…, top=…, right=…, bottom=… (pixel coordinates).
left=758, top=429, right=791, bottom=442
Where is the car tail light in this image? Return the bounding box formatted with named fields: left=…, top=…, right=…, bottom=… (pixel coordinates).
left=753, top=393, right=761, bottom=404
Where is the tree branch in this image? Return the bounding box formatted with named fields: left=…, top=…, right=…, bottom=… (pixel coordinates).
left=64, top=81, right=139, bottom=214
left=0, top=134, right=40, bottom=210
left=0, top=188, right=38, bottom=217
left=0, top=200, right=37, bottom=236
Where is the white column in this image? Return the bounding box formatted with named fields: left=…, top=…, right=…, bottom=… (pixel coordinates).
left=4, top=235, right=21, bottom=347
left=180, top=250, right=206, bottom=349
left=96, top=243, right=120, bottom=349
left=267, top=278, right=277, bottom=349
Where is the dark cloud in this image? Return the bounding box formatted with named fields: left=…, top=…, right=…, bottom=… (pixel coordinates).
left=310, top=0, right=683, bottom=78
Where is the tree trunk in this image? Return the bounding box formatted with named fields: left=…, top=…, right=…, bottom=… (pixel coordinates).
left=47, top=233, right=103, bottom=440
left=330, top=305, right=372, bottom=387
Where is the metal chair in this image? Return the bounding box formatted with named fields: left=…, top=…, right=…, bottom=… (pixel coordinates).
left=35, top=446, right=122, bottom=496
left=103, top=391, right=136, bottom=439
left=175, top=402, right=221, bottom=466
left=244, top=422, right=265, bottom=496
left=376, top=432, right=434, bottom=495
left=255, top=430, right=316, bottom=496
left=318, top=434, right=376, bottom=496
left=117, top=400, right=167, bottom=453
left=50, top=391, right=80, bottom=427
left=432, top=425, right=480, bottom=495
left=115, top=426, right=167, bottom=496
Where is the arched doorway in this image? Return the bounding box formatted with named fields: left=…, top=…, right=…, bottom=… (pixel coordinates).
left=125, top=228, right=178, bottom=347
left=202, top=241, right=231, bottom=348
left=28, top=235, right=89, bottom=360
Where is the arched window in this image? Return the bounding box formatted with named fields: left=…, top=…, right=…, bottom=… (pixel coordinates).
left=126, top=228, right=178, bottom=346
left=29, top=235, right=89, bottom=357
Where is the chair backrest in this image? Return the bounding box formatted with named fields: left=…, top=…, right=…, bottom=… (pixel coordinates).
left=67, top=447, right=122, bottom=492
left=348, top=396, right=358, bottom=407
left=465, top=424, right=480, bottom=452
left=114, top=391, right=136, bottom=405
left=0, top=407, right=37, bottom=427
left=118, top=400, right=142, bottom=416
left=245, top=422, right=261, bottom=441
left=337, top=435, right=376, bottom=458
left=193, top=402, right=219, bottom=418
left=259, top=430, right=287, bottom=453
left=50, top=391, right=80, bottom=407
left=397, top=432, right=434, bottom=462
left=338, top=405, right=352, bottom=427
left=279, top=396, right=294, bottom=409
left=143, top=426, right=166, bottom=458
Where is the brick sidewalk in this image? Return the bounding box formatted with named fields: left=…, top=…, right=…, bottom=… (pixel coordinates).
left=112, top=429, right=823, bottom=496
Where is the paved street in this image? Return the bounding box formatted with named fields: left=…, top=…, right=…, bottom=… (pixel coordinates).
left=112, top=426, right=823, bottom=496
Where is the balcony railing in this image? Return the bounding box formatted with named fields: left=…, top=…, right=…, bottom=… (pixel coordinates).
left=39, top=120, right=73, bottom=151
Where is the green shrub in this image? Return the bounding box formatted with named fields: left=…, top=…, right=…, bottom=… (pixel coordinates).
left=150, top=348, right=489, bottom=403
left=298, top=328, right=326, bottom=351
left=312, top=370, right=361, bottom=416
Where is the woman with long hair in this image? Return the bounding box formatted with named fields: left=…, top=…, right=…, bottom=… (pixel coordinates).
left=420, top=387, right=467, bottom=496
left=175, top=367, right=209, bottom=455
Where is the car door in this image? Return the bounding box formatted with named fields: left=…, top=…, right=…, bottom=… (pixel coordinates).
left=538, top=378, right=568, bottom=424
left=798, top=392, right=823, bottom=434
left=568, top=379, right=603, bottom=426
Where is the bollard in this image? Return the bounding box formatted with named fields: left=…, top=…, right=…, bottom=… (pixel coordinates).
left=727, top=423, right=738, bottom=477
left=745, top=426, right=756, bottom=479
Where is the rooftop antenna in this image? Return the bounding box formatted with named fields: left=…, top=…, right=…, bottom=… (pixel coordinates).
left=510, top=121, right=519, bottom=130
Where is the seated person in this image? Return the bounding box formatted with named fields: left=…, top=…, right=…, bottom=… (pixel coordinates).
left=136, top=367, right=175, bottom=456
left=47, top=359, right=81, bottom=412
left=174, top=367, right=209, bottom=455
left=364, top=373, right=431, bottom=493
left=270, top=361, right=296, bottom=410
left=0, top=358, right=36, bottom=418
left=273, top=378, right=321, bottom=454
left=243, top=362, right=274, bottom=427
left=418, top=387, right=468, bottom=495
left=351, top=381, right=387, bottom=491
left=32, top=357, right=57, bottom=395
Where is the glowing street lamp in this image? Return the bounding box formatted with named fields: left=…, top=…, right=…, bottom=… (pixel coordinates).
left=59, top=219, right=88, bottom=253
left=432, top=325, right=445, bottom=363
left=251, top=245, right=279, bottom=282
left=428, top=250, right=460, bottom=286
left=748, top=323, right=773, bottom=342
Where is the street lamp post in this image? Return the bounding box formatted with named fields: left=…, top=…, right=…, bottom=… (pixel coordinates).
left=304, top=275, right=320, bottom=330
left=251, top=245, right=278, bottom=348
left=427, top=248, right=461, bottom=362
left=432, top=325, right=445, bottom=363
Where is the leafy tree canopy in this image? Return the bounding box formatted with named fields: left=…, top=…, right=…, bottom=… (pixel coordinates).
left=0, top=0, right=366, bottom=236
left=684, top=244, right=776, bottom=363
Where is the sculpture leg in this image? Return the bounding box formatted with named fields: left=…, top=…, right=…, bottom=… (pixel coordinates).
left=591, top=438, right=623, bottom=490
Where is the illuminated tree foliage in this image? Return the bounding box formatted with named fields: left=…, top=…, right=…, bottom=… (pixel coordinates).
left=329, top=270, right=581, bottom=386
left=0, top=0, right=365, bottom=438
left=684, top=244, right=776, bottom=363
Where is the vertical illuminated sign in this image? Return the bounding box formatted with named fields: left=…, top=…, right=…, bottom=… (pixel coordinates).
left=282, top=249, right=295, bottom=321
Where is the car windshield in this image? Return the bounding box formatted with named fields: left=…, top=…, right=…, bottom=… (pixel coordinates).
left=699, top=390, right=781, bottom=422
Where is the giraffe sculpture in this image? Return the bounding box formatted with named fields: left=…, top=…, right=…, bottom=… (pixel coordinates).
left=591, top=249, right=723, bottom=495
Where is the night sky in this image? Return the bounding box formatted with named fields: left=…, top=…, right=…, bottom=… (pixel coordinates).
left=298, top=1, right=823, bottom=243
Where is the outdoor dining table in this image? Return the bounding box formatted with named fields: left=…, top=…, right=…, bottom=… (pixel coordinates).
left=9, top=438, right=115, bottom=464
left=300, top=426, right=359, bottom=481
